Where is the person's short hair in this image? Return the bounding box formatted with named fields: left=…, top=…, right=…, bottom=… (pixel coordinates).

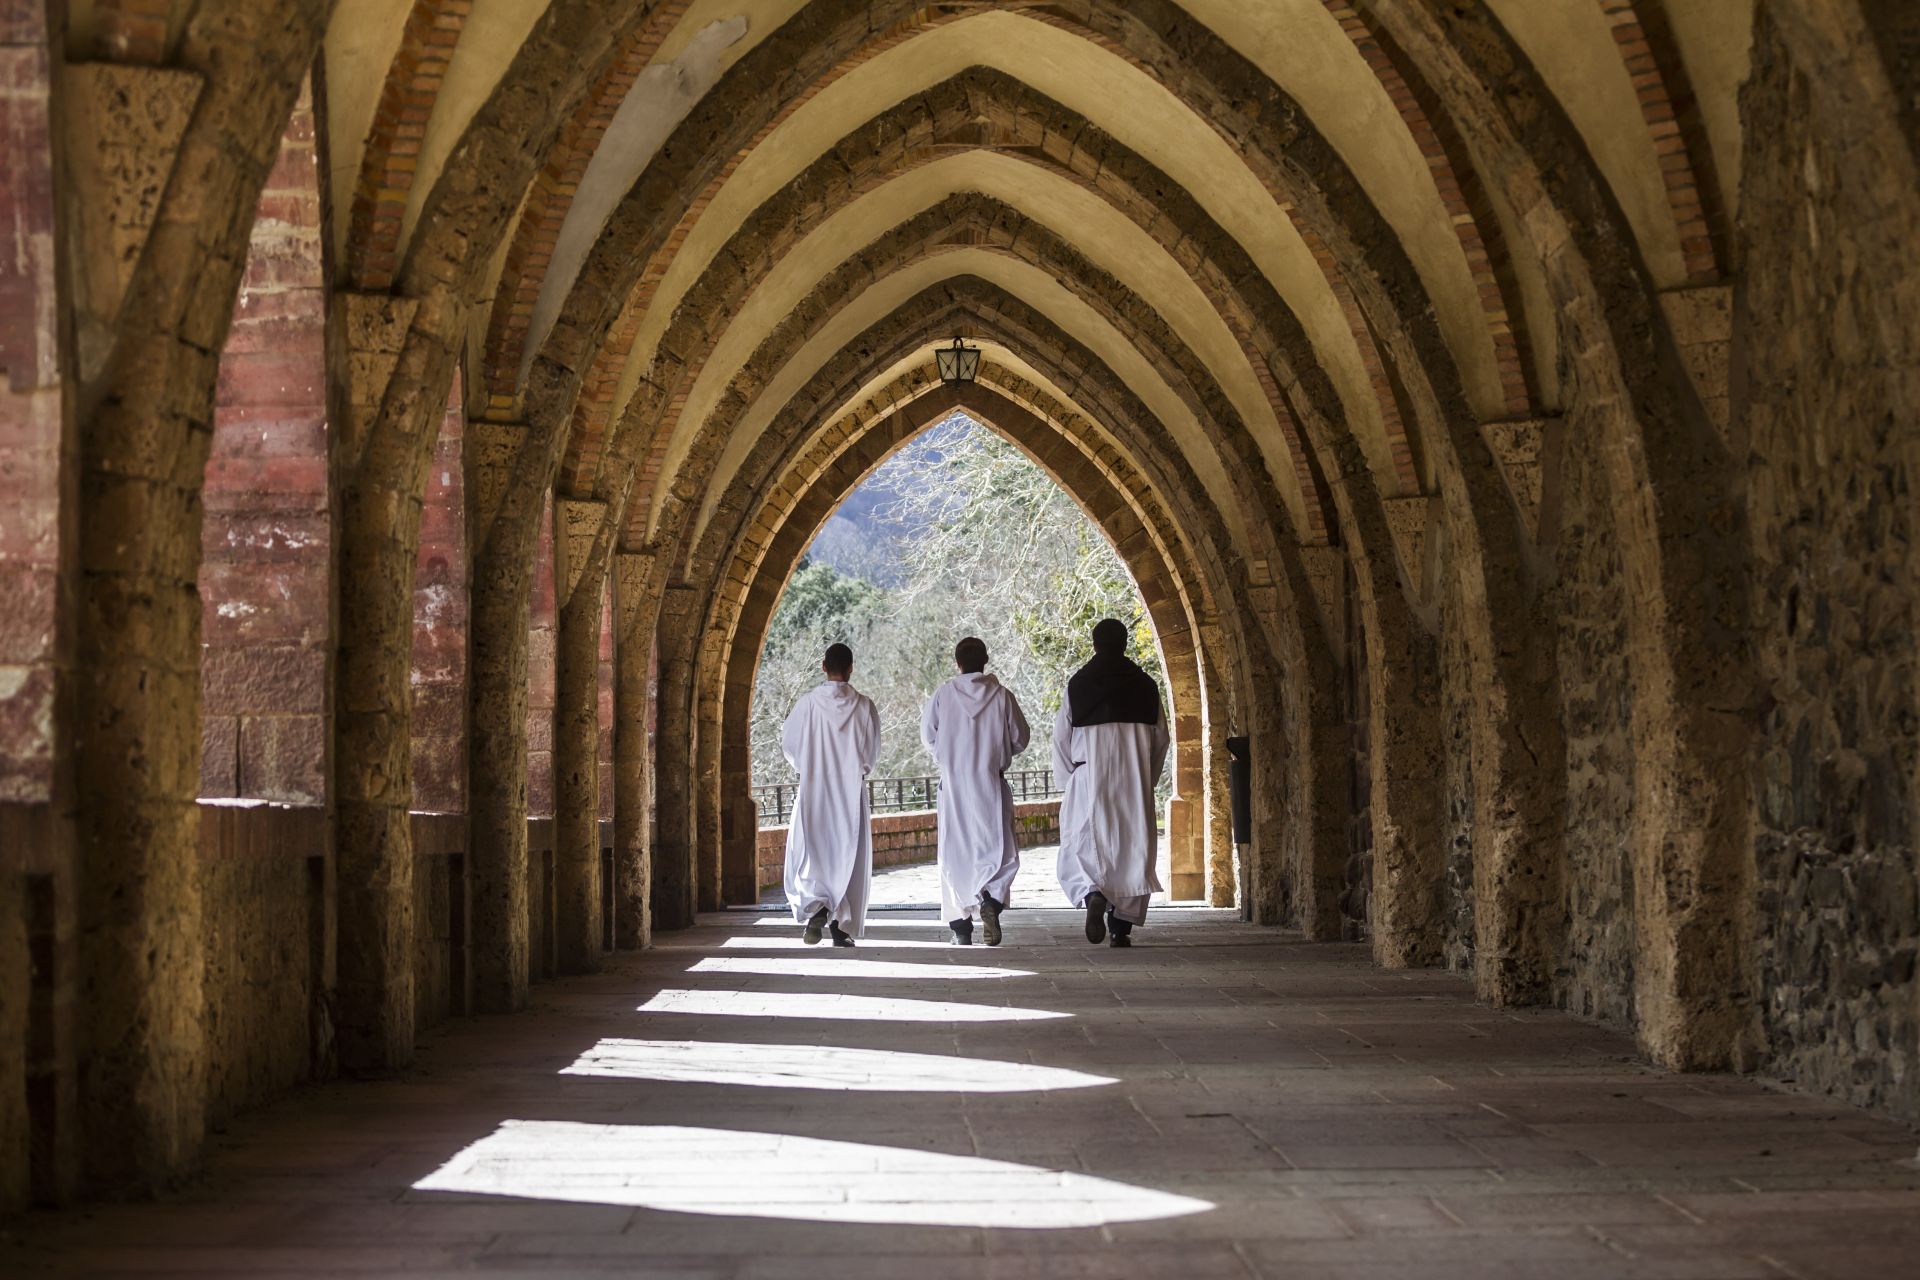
left=1091, top=618, right=1129, bottom=654
left=823, top=643, right=853, bottom=677
left=954, top=636, right=988, bottom=673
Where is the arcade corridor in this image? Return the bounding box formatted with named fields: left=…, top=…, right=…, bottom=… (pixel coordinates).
left=6, top=892, right=1916, bottom=1277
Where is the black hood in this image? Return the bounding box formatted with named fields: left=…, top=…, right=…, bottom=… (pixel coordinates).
left=1066, top=650, right=1160, bottom=727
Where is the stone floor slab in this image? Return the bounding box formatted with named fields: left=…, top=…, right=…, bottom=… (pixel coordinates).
left=4, top=858, right=1917, bottom=1276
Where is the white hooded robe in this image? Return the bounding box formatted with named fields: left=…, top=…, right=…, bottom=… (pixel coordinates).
left=1052, top=703, right=1170, bottom=925
left=781, top=680, right=881, bottom=935
left=921, top=673, right=1032, bottom=923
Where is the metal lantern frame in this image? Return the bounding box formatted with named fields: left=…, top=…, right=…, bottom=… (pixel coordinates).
left=935, top=335, right=981, bottom=384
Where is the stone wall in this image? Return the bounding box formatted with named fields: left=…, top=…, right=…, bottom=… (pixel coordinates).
left=0, top=0, right=60, bottom=806
left=198, top=803, right=324, bottom=1126
left=1439, top=531, right=1476, bottom=976
left=526, top=496, right=556, bottom=819
left=410, top=382, right=468, bottom=814
left=756, top=800, right=1064, bottom=892
left=1737, top=11, right=1920, bottom=1120
left=1551, top=418, right=1638, bottom=1028
left=197, top=87, right=329, bottom=804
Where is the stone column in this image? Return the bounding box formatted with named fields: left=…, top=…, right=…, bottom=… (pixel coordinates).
left=464, top=421, right=547, bottom=1011
left=330, top=294, right=424, bottom=1072
left=57, top=18, right=319, bottom=1189
left=651, top=587, right=699, bottom=931
left=611, top=553, right=656, bottom=949
left=552, top=499, right=609, bottom=973
left=693, top=674, right=718, bottom=914
left=718, top=656, right=760, bottom=905
left=1247, top=566, right=1346, bottom=941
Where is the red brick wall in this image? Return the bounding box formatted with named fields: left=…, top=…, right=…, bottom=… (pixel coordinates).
left=410, top=378, right=467, bottom=813
left=597, top=588, right=613, bottom=821
left=0, top=0, right=60, bottom=802
left=526, top=494, right=555, bottom=817
left=198, top=82, right=328, bottom=803
left=755, top=800, right=1061, bottom=891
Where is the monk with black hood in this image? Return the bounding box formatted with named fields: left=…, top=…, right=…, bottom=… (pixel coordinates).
left=1051, top=618, right=1170, bottom=946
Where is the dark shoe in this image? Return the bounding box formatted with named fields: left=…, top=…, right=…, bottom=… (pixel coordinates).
left=950, top=918, right=974, bottom=946
left=1084, top=891, right=1108, bottom=944
left=803, top=907, right=829, bottom=946
left=1109, top=932, right=1132, bottom=948
left=1107, top=910, right=1132, bottom=940
left=829, top=921, right=856, bottom=948
left=979, top=892, right=1003, bottom=946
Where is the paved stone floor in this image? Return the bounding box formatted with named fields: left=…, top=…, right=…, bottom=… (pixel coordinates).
left=7, top=857, right=1920, bottom=1278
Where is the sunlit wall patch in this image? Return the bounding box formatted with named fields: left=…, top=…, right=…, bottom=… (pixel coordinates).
left=560, top=1039, right=1114, bottom=1093
left=413, top=1122, right=1214, bottom=1228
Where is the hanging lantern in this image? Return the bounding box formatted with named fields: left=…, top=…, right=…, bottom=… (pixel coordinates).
left=935, top=335, right=981, bottom=384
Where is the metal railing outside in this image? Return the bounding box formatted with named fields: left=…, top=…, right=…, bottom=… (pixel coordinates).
left=753, top=768, right=1060, bottom=827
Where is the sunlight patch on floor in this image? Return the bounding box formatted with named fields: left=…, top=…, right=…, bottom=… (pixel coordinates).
left=688, top=956, right=1032, bottom=980
left=413, top=1121, right=1213, bottom=1228
left=746, top=917, right=947, bottom=928
left=719, top=936, right=959, bottom=951
left=560, top=1039, right=1113, bottom=1092
left=637, top=989, right=1068, bottom=1022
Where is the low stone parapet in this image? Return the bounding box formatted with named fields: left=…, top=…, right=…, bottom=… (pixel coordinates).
left=756, top=799, right=1061, bottom=891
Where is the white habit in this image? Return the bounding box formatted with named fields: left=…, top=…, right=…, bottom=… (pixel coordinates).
left=921, top=673, right=1032, bottom=922
left=1051, top=703, right=1170, bottom=925
left=781, top=680, right=881, bottom=936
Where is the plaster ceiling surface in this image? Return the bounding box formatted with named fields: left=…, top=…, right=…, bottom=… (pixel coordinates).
left=608, top=9, right=1392, bottom=479
left=660, top=151, right=1318, bottom=533
left=674, top=250, right=1250, bottom=559
left=396, top=0, right=569, bottom=262
left=1178, top=0, right=1505, bottom=419
left=390, top=2, right=797, bottom=272
left=1661, top=0, right=1756, bottom=220
left=1484, top=0, right=1688, bottom=288
left=515, top=14, right=750, bottom=387
left=321, top=0, right=418, bottom=267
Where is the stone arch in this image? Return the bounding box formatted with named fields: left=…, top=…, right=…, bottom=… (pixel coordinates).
left=699, top=380, right=1222, bottom=910
left=623, top=277, right=1337, bottom=937
left=1364, top=2, right=1759, bottom=1068
left=520, top=79, right=1454, bottom=954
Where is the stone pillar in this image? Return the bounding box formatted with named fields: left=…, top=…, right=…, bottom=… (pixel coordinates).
left=1243, top=645, right=1291, bottom=927
left=552, top=499, right=608, bottom=974
left=652, top=587, right=699, bottom=931
left=59, top=58, right=203, bottom=1192
left=611, top=553, right=656, bottom=948
left=694, top=663, right=724, bottom=913
left=1161, top=623, right=1206, bottom=902
left=330, top=293, right=421, bottom=1072
left=1248, top=568, right=1346, bottom=941
left=464, top=421, right=547, bottom=1011
left=718, top=653, right=759, bottom=905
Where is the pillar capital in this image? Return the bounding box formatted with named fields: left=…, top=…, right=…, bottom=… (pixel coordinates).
left=61, top=62, right=203, bottom=384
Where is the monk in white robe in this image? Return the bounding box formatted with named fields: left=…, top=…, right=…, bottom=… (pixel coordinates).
left=1052, top=618, right=1170, bottom=947
left=922, top=637, right=1031, bottom=946
left=781, top=642, right=881, bottom=946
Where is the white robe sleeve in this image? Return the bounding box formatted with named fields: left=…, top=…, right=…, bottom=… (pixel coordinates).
left=858, top=696, right=881, bottom=776
left=920, top=689, right=940, bottom=758
left=1006, top=691, right=1031, bottom=757
left=1050, top=703, right=1077, bottom=792
left=1150, top=703, right=1171, bottom=788
left=781, top=697, right=806, bottom=771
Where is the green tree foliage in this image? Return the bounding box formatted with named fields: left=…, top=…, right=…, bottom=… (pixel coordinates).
left=750, top=413, right=1165, bottom=787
